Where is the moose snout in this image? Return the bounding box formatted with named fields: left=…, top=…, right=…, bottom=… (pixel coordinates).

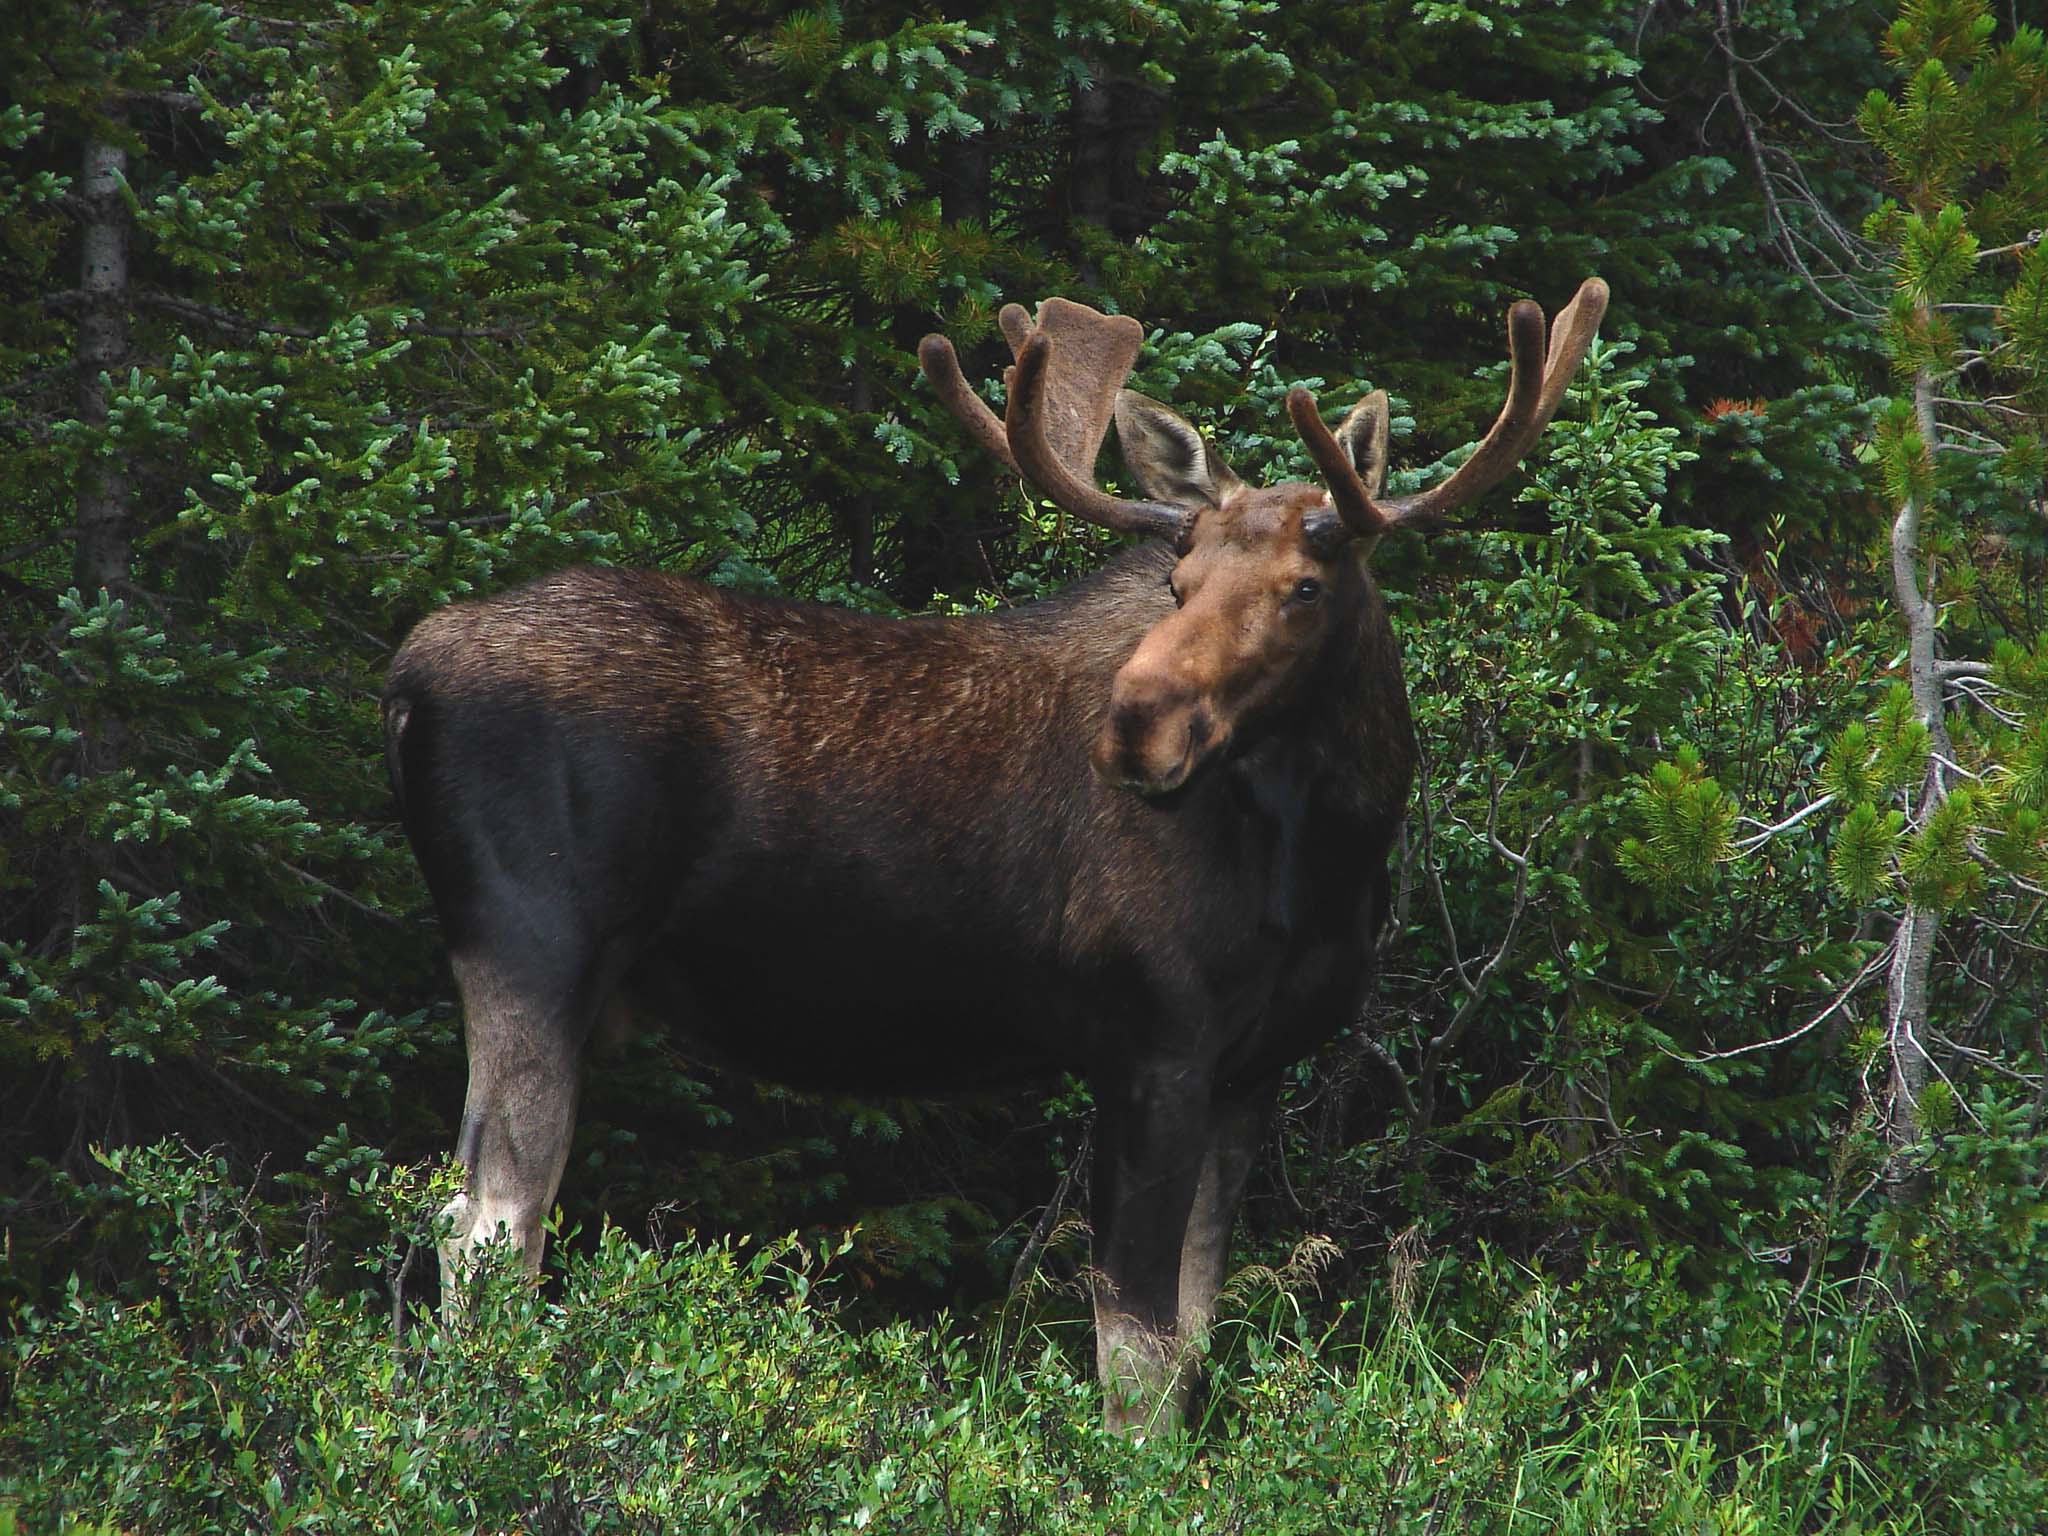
left=1092, top=683, right=1218, bottom=795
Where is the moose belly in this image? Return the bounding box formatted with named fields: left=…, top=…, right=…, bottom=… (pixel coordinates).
left=620, top=872, right=1090, bottom=1095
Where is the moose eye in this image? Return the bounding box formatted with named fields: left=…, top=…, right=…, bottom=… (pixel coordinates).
left=1292, top=578, right=1324, bottom=605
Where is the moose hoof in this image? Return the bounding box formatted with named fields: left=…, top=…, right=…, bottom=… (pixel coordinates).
left=1096, top=1313, right=1190, bottom=1436
left=435, top=1191, right=477, bottom=1320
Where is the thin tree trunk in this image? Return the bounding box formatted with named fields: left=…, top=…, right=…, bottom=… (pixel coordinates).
left=936, top=131, right=989, bottom=230
left=895, top=130, right=1000, bottom=606
left=61, top=131, right=139, bottom=1099
left=1069, top=67, right=1152, bottom=286
left=1881, top=357, right=1953, bottom=1193
left=1560, top=656, right=1597, bottom=1173
left=845, top=342, right=876, bottom=590
left=1070, top=74, right=1115, bottom=286
left=74, top=133, right=134, bottom=599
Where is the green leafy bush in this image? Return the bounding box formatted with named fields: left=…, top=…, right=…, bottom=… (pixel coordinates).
left=7, top=1142, right=2045, bottom=1533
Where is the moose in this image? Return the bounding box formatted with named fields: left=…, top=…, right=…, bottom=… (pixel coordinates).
left=383, top=278, right=1608, bottom=1431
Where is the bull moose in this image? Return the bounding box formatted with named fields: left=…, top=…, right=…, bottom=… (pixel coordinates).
left=382, top=280, right=1608, bottom=1431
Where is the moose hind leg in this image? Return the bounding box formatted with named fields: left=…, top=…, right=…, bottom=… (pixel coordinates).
left=438, top=949, right=592, bottom=1303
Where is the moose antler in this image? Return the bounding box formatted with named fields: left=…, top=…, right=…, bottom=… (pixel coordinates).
left=919, top=329, right=1019, bottom=475
left=1290, top=277, right=1609, bottom=539
left=920, top=299, right=1183, bottom=538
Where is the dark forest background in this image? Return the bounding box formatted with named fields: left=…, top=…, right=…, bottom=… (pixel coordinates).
left=3, top=0, right=2046, bottom=1529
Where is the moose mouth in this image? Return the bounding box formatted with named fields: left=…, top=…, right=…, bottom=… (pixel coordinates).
left=1107, top=753, right=1196, bottom=799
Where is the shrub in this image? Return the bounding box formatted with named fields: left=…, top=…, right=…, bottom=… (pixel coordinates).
left=9, top=1142, right=2044, bottom=1533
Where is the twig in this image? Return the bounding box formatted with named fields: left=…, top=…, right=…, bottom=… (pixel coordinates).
left=1411, top=749, right=1474, bottom=994
left=1007, top=1125, right=1090, bottom=1297
left=1413, top=808, right=1545, bottom=1130
left=1975, top=231, right=2044, bottom=261
left=0, top=529, right=78, bottom=568
left=391, top=1238, right=420, bottom=1345
left=1929, top=1031, right=2044, bottom=1090
left=1733, top=792, right=1835, bottom=851
left=1668, top=943, right=1891, bottom=1064
left=1358, top=1032, right=1419, bottom=1121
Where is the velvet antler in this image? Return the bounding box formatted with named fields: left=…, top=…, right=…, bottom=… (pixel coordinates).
left=920, top=298, right=1182, bottom=538
left=1291, top=277, right=1610, bottom=539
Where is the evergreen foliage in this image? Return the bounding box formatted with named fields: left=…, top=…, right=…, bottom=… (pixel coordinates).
left=1610, top=0, right=2046, bottom=1201
left=0, top=0, right=778, bottom=1299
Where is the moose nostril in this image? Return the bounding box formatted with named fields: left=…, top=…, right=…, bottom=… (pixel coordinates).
left=1185, top=712, right=1213, bottom=750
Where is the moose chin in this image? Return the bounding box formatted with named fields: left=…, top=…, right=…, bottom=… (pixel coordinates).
left=383, top=279, right=1607, bottom=1433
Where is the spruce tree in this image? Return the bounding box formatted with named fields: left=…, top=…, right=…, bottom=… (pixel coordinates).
left=1619, top=0, right=2048, bottom=1211
left=0, top=0, right=764, bottom=1275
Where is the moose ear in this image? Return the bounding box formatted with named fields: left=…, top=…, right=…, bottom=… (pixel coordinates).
left=1333, top=390, right=1391, bottom=500
left=1114, top=390, right=1245, bottom=510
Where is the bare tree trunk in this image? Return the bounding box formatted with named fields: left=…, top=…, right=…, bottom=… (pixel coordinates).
left=936, top=130, right=989, bottom=230
left=836, top=287, right=880, bottom=591
left=59, top=130, right=139, bottom=1124
left=1069, top=75, right=1113, bottom=287
left=1559, top=578, right=1599, bottom=1173
left=1068, top=67, right=1152, bottom=286
left=74, top=133, right=134, bottom=599
left=1881, top=358, right=1952, bottom=1193
left=844, top=353, right=876, bottom=589
left=891, top=130, right=998, bottom=606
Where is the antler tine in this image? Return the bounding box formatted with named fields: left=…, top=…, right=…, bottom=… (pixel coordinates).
left=1379, top=276, right=1610, bottom=528
left=922, top=297, right=1172, bottom=535
left=1008, top=333, right=1184, bottom=538
left=998, top=303, right=1033, bottom=358
left=1288, top=387, right=1390, bottom=539
left=1377, top=299, right=1547, bottom=527
left=1537, top=276, right=1609, bottom=420
left=918, top=333, right=1020, bottom=475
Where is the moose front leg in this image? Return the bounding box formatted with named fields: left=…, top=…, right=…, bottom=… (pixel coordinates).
left=1090, top=1064, right=1211, bottom=1435
left=1176, top=1080, right=1275, bottom=1345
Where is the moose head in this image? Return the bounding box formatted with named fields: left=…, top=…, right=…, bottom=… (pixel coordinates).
left=920, top=279, right=1609, bottom=795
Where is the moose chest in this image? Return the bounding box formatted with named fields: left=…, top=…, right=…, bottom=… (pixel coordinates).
left=1219, top=747, right=1394, bottom=1062
left=1058, top=738, right=1389, bottom=1071
left=1236, top=744, right=1318, bottom=939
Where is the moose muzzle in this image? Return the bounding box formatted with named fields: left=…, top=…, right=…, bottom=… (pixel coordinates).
left=1092, top=650, right=1225, bottom=796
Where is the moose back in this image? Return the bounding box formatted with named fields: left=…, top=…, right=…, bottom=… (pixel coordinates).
left=383, top=282, right=1607, bottom=1432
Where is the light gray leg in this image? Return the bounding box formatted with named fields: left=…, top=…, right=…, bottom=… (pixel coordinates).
left=1090, top=1082, right=1270, bottom=1435
left=1093, top=1305, right=1186, bottom=1435
left=438, top=951, right=587, bottom=1309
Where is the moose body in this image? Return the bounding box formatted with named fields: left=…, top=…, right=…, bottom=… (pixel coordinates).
left=385, top=283, right=1605, bottom=1430
left=390, top=545, right=1407, bottom=1094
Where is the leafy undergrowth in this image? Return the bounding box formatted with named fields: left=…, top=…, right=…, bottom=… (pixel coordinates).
left=2, top=1145, right=2042, bottom=1534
